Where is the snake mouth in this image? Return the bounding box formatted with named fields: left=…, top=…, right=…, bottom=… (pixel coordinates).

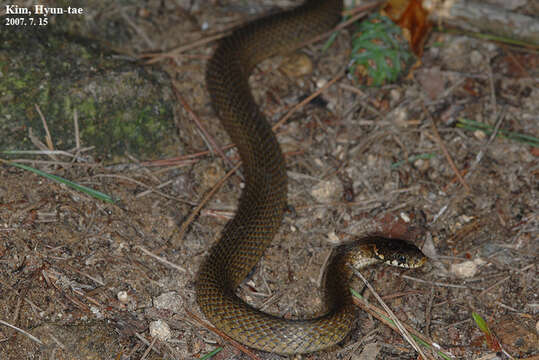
left=371, top=238, right=427, bottom=268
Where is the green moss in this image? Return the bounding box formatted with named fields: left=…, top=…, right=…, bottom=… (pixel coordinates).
left=77, top=98, right=97, bottom=119
left=0, top=27, right=175, bottom=161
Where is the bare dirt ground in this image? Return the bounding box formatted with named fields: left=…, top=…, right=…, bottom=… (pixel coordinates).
left=0, top=1, right=537, bottom=359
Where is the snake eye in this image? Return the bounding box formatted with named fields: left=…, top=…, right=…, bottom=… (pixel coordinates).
left=398, top=255, right=407, bottom=266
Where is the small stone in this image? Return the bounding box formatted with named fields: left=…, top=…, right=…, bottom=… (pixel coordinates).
left=149, top=320, right=171, bottom=341
left=393, top=108, right=409, bottom=127
left=280, top=53, right=313, bottom=78
left=327, top=231, right=340, bottom=244
left=450, top=258, right=486, bottom=278
left=367, top=154, right=377, bottom=167
left=470, top=50, right=484, bottom=68
left=154, top=291, right=183, bottom=314
left=421, top=234, right=438, bottom=259
left=310, top=178, right=343, bottom=204
left=202, top=163, right=225, bottom=190
left=413, top=158, right=430, bottom=172
left=399, top=212, right=411, bottom=223
left=316, top=78, right=327, bottom=88
left=90, top=306, right=103, bottom=319
left=473, top=353, right=502, bottom=360
left=459, top=215, right=475, bottom=223
left=117, top=291, right=129, bottom=304
left=474, top=129, right=487, bottom=140
left=389, top=88, right=401, bottom=102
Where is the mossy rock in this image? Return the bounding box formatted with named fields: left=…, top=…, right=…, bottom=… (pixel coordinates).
left=0, top=27, right=175, bottom=163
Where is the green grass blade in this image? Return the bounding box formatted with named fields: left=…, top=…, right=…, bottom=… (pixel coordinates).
left=472, top=312, right=491, bottom=335
left=2, top=160, right=115, bottom=203
left=457, top=118, right=539, bottom=147
left=322, top=15, right=348, bottom=52
left=199, top=347, right=222, bottom=360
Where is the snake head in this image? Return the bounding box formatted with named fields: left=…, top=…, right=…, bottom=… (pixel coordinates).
left=371, top=237, right=427, bottom=268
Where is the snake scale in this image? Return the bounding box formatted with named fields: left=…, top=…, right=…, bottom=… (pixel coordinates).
left=196, top=0, right=426, bottom=354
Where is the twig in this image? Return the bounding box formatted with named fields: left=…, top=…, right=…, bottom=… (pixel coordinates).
left=71, top=109, right=84, bottom=165
left=120, top=10, right=155, bottom=49
left=351, top=292, right=453, bottom=360
left=125, top=152, right=161, bottom=183
left=0, top=319, right=44, bottom=345
left=140, top=145, right=235, bottom=167
left=74, top=109, right=81, bottom=151
left=93, top=174, right=195, bottom=205
left=140, top=336, right=158, bottom=360
left=352, top=269, right=430, bottom=360
left=401, top=274, right=484, bottom=290
left=486, top=61, right=497, bottom=115
left=273, top=72, right=345, bottom=131
left=173, top=84, right=242, bottom=180
left=0, top=279, right=44, bottom=314
left=421, top=102, right=471, bottom=193
left=136, top=245, right=187, bottom=273
left=42, top=269, right=91, bottom=312
left=466, top=109, right=507, bottom=178
left=34, top=104, right=54, bottom=151
left=140, top=33, right=226, bottom=65
left=135, top=179, right=173, bottom=199
left=134, top=333, right=162, bottom=356
left=174, top=162, right=241, bottom=246
left=2, top=150, right=78, bottom=157
left=479, top=275, right=511, bottom=297
left=27, top=129, right=61, bottom=165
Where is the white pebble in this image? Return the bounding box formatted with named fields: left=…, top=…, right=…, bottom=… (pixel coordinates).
left=316, top=78, right=327, bottom=88
left=154, top=291, right=183, bottom=314
left=327, top=231, right=340, bottom=244
left=399, top=212, right=411, bottom=223
left=450, top=258, right=486, bottom=278
left=117, top=291, right=129, bottom=304
left=310, top=178, right=342, bottom=204
left=149, top=320, right=171, bottom=341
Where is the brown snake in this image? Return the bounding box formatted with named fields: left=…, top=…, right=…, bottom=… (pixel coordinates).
left=196, top=0, right=426, bottom=354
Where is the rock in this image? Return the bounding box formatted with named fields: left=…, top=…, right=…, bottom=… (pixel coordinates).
left=154, top=291, right=183, bottom=314
left=449, top=258, right=486, bottom=278
left=279, top=53, right=313, bottom=78
left=0, top=27, right=175, bottom=162
left=149, top=319, right=171, bottom=341
left=310, top=177, right=343, bottom=204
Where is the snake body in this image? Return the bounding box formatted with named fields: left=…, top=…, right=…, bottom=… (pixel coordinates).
left=196, top=0, right=425, bottom=354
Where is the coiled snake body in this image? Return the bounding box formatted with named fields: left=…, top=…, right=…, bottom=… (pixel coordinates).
left=196, top=0, right=426, bottom=354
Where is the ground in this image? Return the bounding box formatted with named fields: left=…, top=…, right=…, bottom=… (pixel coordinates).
left=0, top=1, right=537, bottom=359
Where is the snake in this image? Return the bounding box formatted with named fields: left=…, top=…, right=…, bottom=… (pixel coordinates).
left=195, top=0, right=426, bottom=355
